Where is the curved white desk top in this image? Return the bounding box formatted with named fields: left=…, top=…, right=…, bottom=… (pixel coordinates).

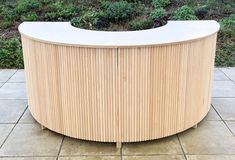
left=19, top=20, right=220, bottom=47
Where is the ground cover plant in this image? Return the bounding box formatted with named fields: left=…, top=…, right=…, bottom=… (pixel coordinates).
left=0, top=0, right=234, bottom=68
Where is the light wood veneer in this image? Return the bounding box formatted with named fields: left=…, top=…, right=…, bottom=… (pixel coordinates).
left=20, top=21, right=219, bottom=144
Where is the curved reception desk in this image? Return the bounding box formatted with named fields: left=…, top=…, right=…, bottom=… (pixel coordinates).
left=19, top=21, right=220, bottom=145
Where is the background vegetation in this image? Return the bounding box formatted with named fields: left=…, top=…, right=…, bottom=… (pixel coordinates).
left=0, top=0, right=234, bottom=68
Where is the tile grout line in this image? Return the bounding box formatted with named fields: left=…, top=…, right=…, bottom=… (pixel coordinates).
left=0, top=69, right=18, bottom=88
left=0, top=124, right=17, bottom=149
left=205, top=120, right=235, bottom=122
left=218, top=68, right=235, bottom=84
left=115, top=154, right=210, bottom=156
left=213, top=80, right=231, bottom=81
left=177, top=134, right=188, bottom=160
left=56, top=136, right=65, bottom=160
left=120, top=143, right=123, bottom=160
left=211, top=104, right=235, bottom=136
left=2, top=154, right=235, bottom=158
left=16, top=105, right=28, bottom=123
left=0, top=104, right=28, bottom=149
left=5, top=82, right=26, bottom=83
left=211, top=97, right=235, bottom=98
left=0, top=156, right=57, bottom=158
left=4, top=69, right=18, bottom=83
left=0, top=123, right=17, bottom=124
left=1, top=68, right=234, bottom=158
left=6, top=122, right=37, bottom=124
left=2, top=153, right=235, bottom=158
left=58, top=154, right=191, bottom=157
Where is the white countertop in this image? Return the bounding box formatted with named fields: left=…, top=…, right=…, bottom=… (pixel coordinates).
left=18, top=21, right=220, bottom=47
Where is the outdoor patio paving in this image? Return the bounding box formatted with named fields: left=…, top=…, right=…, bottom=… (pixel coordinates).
left=0, top=68, right=235, bottom=160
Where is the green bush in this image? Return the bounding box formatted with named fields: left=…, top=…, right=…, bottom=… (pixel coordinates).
left=215, top=43, right=235, bottom=67
left=41, top=0, right=54, bottom=5
left=0, top=38, right=24, bottom=69
left=195, top=5, right=208, bottom=19
left=70, top=17, right=81, bottom=28
left=129, top=18, right=154, bottom=30
left=150, top=8, right=167, bottom=21
left=71, top=13, right=96, bottom=30
left=0, top=5, right=16, bottom=29
left=215, top=14, right=235, bottom=67
left=172, top=5, right=198, bottom=20
left=0, top=5, right=16, bottom=21
left=45, top=1, right=76, bottom=21
left=133, top=2, right=148, bottom=16
left=0, top=20, right=13, bottom=29
left=20, top=12, right=38, bottom=21
left=126, top=0, right=149, bottom=3
left=152, top=0, right=171, bottom=8
left=0, top=0, right=235, bottom=68
left=206, top=0, right=235, bottom=15
left=220, top=14, right=235, bottom=39
left=71, top=11, right=108, bottom=30
left=101, top=1, right=135, bottom=23
left=15, top=0, right=41, bottom=14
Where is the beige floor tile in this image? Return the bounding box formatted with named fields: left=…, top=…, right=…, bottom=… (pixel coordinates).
left=179, top=120, right=235, bottom=154
left=19, top=109, right=36, bottom=123
left=187, top=155, right=235, bottom=160
left=60, top=138, right=120, bottom=156
left=0, top=158, right=56, bottom=160
left=122, top=135, right=183, bottom=155
left=212, top=81, right=235, bottom=98
left=59, top=156, right=121, bottom=160
left=0, top=70, right=17, bottom=83
left=0, top=83, right=27, bottom=99
left=220, top=67, right=235, bottom=82
left=0, top=124, right=14, bottom=146
left=122, top=155, right=186, bottom=160
left=225, top=121, right=235, bottom=136
left=212, top=98, right=235, bottom=120
left=0, top=100, right=27, bottom=123
left=8, top=70, right=26, bottom=83
left=0, top=124, right=63, bottom=156
left=204, top=106, right=221, bottom=121
left=214, top=68, right=229, bottom=81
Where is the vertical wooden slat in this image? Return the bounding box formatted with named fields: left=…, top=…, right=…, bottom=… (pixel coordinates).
left=21, top=33, right=217, bottom=143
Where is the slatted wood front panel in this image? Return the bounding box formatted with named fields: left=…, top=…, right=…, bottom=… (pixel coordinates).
left=21, top=34, right=217, bottom=143
left=118, top=35, right=217, bottom=142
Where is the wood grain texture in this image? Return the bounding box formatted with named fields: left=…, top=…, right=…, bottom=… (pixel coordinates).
left=21, top=33, right=217, bottom=143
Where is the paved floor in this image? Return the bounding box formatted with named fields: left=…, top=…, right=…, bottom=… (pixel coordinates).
left=0, top=68, right=235, bottom=160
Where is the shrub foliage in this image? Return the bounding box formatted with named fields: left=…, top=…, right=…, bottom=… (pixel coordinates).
left=0, top=38, right=24, bottom=69
left=150, top=8, right=167, bottom=21
left=152, top=0, right=171, bottom=8
left=101, top=1, right=135, bottom=23
left=0, top=0, right=234, bottom=67
left=172, top=5, right=198, bottom=20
